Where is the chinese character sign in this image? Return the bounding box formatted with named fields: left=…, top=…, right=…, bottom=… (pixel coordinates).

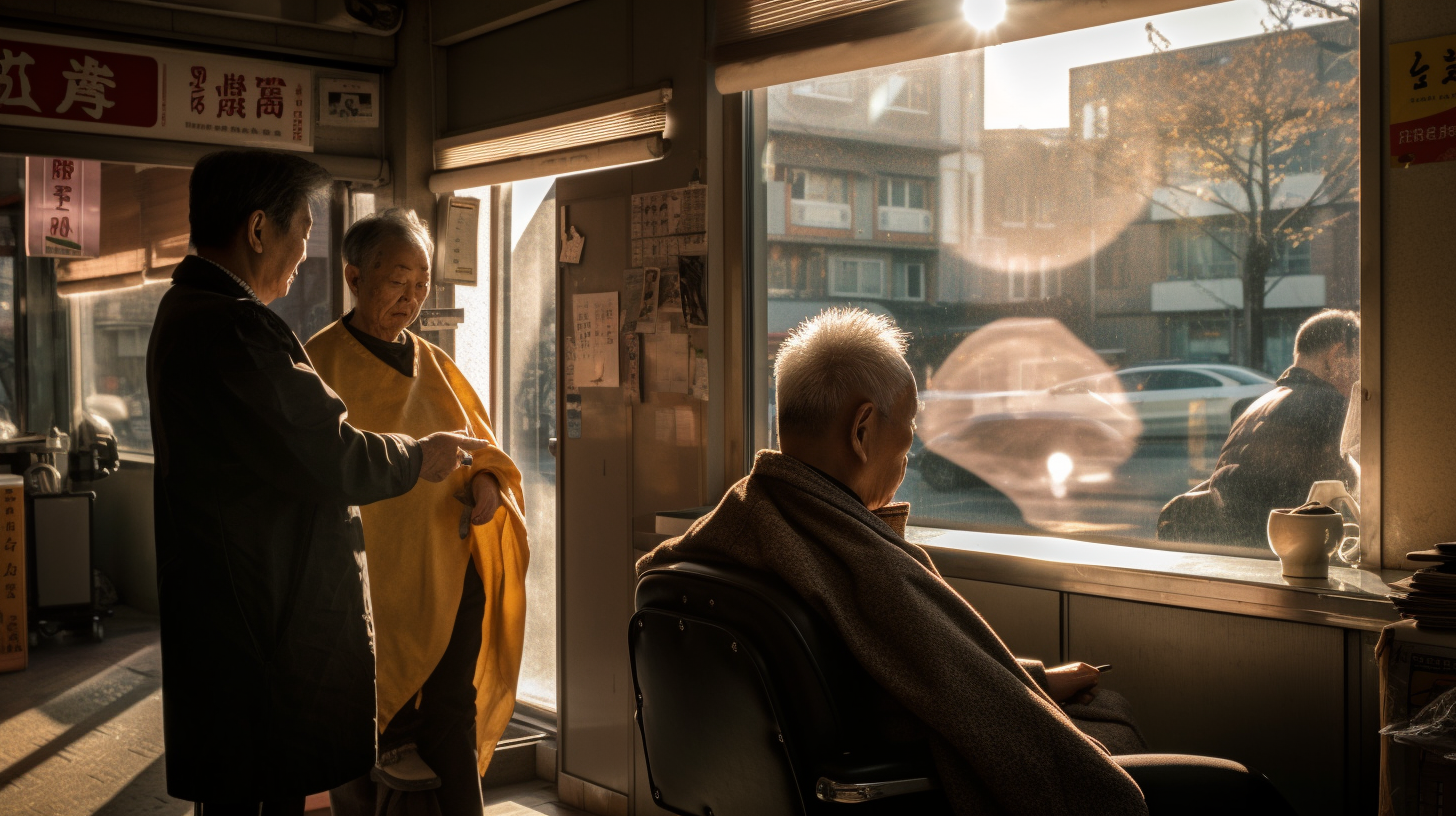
left=0, top=28, right=315, bottom=152
left=0, top=37, right=155, bottom=126
left=25, top=157, right=100, bottom=259
left=1391, top=34, right=1456, bottom=167
left=0, top=478, right=26, bottom=673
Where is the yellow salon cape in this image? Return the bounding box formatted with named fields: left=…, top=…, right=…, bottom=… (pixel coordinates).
left=305, top=320, right=529, bottom=775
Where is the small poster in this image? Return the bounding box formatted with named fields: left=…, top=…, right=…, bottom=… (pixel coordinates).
left=658, top=270, right=684, bottom=326
left=572, top=292, right=619, bottom=388
left=319, top=76, right=379, bottom=128
left=644, top=331, right=691, bottom=394
left=559, top=226, right=586, bottom=264
left=1390, top=33, right=1456, bottom=166
left=436, top=197, right=480, bottom=285
left=679, top=255, right=709, bottom=327
left=630, top=184, right=708, bottom=266
left=635, top=267, right=661, bottom=333
left=25, top=157, right=99, bottom=259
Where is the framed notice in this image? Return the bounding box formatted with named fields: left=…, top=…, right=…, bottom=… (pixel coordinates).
left=1390, top=33, right=1456, bottom=167
left=319, top=77, right=379, bottom=128
left=0, top=28, right=314, bottom=151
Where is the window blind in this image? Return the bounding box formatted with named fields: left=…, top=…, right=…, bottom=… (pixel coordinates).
left=57, top=164, right=191, bottom=296
left=713, top=0, right=1230, bottom=94
left=429, top=88, right=671, bottom=192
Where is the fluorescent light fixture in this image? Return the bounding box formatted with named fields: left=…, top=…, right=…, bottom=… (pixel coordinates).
left=962, top=0, right=1007, bottom=30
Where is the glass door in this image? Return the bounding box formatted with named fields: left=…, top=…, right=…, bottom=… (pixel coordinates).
left=455, top=177, right=558, bottom=711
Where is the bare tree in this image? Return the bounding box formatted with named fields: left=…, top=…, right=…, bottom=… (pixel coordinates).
left=1078, top=19, right=1359, bottom=370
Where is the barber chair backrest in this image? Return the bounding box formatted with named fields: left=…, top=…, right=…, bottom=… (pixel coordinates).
left=630, top=560, right=944, bottom=816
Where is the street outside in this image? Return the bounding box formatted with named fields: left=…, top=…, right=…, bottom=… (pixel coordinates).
left=896, top=437, right=1226, bottom=544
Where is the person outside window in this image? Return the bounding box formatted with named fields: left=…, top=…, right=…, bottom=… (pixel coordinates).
left=147, top=151, right=489, bottom=816
left=306, top=209, right=529, bottom=816
left=1158, top=309, right=1360, bottom=547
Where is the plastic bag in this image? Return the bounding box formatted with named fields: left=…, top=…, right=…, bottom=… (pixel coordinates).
left=1381, top=684, right=1456, bottom=759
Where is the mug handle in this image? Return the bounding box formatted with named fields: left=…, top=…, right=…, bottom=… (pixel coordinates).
left=1336, top=523, right=1361, bottom=566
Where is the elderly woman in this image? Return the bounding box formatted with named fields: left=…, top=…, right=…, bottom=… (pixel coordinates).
left=307, top=209, right=529, bottom=816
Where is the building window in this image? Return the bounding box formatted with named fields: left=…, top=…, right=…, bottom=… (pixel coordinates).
left=887, top=73, right=930, bottom=112
left=790, top=169, right=852, bottom=230
left=830, top=257, right=886, bottom=298
left=792, top=77, right=853, bottom=100
left=1034, top=198, right=1056, bottom=228
left=1041, top=256, right=1061, bottom=299
left=893, top=262, right=926, bottom=301
left=1008, top=257, right=1029, bottom=301
left=1003, top=192, right=1027, bottom=227
left=60, top=162, right=338, bottom=455
left=1168, top=227, right=1240, bottom=280
left=878, top=177, right=933, bottom=234
left=756, top=4, right=1361, bottom=556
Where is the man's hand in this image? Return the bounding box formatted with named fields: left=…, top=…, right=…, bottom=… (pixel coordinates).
left=1045, top=662, right=1101, bottom=705
left=470, top=471, right=503, bottom=525
left=418, top=431, right=491, bottom=483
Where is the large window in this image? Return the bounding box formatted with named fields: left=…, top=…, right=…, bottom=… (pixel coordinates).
left=454, top=178, right=558, bottom=712
left=63, top=162, right=338, bottom=455
left=756, top=1, right=1360, bottom=553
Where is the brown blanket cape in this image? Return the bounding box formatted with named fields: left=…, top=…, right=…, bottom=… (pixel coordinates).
left=636, top=451, right=1148, bottom=816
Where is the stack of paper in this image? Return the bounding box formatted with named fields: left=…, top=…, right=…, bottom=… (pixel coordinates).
left=1390, top=543, right=1456, bottom=629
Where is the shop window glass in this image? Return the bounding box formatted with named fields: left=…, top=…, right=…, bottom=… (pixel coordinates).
left=0, top=214, right=20, bottom=428
left=66, top=162, right=339, bottom=455
left=756, top=2, right=1360, bottom=553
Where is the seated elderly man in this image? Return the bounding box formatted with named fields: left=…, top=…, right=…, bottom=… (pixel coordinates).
left=638, top=308, right=1294, bottom=816
left=306, top=209, right=529, bottom=816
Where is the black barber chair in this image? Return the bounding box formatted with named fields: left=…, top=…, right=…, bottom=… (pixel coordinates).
left=630, top=560, right=953, bottom=816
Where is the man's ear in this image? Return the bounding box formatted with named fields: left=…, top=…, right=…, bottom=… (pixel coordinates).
left=344, top=263, right=362, bottom=296
left=848, top=401, right=875, bottom=464
left=246, top=210, right=267, bottom=254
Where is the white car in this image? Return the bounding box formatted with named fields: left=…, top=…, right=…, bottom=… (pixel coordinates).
left=1050, top=363, right=1276, bottom=438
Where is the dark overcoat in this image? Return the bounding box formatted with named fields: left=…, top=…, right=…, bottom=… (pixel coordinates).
left=147, top=256, right=422, bottom=802
left=1158, top=366, right=1357, bottom=546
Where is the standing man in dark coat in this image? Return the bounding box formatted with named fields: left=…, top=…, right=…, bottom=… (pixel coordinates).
left=148, top=150, right=490, bottom=816
left=1158, top=309, right=1360, bottom=547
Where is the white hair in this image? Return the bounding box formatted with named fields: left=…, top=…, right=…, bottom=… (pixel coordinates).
left=774, top=308, right=914, bottom=438
left=343, top=207, right=434, bottom=279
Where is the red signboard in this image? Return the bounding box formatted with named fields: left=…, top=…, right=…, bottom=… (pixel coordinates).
left=0, top=37, right=158, bottom=128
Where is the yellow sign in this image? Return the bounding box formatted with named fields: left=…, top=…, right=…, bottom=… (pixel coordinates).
left=1390, top=33, right=1456, bottom=166
left=0, top=478, right=26, bottom=673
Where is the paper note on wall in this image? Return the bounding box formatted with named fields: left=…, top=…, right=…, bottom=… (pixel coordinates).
left=692, top=350, right=708, bottom=401
left=572, top=292, right=619, bottom=388
left=635, top=267, right=661, bottom=333
left=675, top=405, right=697, bottom=446
left=644, top=332, right=691, bottom=394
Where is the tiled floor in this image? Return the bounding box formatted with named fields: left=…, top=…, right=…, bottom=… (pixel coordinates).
left=0, top=608, right=585, bottom=816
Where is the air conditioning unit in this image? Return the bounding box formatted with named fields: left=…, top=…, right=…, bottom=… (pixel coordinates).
left=791, top=201, right=852, bottom=230
left=878, top=208, right=933, bottom=234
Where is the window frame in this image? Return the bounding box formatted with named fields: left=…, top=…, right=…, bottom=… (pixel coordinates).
left=741, top=5, right=1381, bottom=567
left=828, top=255, right=887, bottom=298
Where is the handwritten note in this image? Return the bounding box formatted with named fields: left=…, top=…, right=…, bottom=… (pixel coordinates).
left=572, top=292, right=619, bottom=388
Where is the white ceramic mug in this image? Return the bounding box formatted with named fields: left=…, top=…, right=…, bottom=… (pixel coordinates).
left=1268, top=507, right=1344, bottom=579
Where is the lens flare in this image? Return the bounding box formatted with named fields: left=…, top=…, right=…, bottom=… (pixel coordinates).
left=1047, top=451, right=1074, bottom=498
left=962, top=0, right=1007, bottom=30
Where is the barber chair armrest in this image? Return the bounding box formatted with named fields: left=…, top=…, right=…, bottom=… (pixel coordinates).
left=812, top=755, right=939, bottom=804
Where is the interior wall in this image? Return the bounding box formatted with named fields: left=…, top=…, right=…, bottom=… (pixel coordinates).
left=1381, top=1, right=1456, bottom=565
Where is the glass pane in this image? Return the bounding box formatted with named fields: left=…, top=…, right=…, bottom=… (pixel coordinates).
left=456, top=178, right=558, bottom=711
left=0, top=209, right=21, bottom=427
left=757, top=2, right=1360, bottom=552
left=65, top=164, right=339, bottom=455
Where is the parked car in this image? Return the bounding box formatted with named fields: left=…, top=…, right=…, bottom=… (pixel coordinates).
left=911, top=363, right=1276, bottom=494
left=1048, top=363, right=1276, bottom=439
